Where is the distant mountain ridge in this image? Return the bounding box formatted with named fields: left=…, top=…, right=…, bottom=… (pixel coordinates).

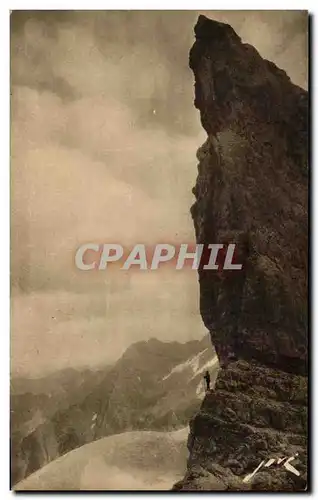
left=11, top=335, right=217, bottom=485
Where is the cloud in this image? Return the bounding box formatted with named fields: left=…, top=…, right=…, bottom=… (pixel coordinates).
left=11, top=272, right=207, bottom=376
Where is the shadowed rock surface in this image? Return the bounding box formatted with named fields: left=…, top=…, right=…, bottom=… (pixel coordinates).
left=174, top=15, right=308, bottom=491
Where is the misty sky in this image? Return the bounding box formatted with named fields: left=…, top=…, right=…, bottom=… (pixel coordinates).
left=10, top=10, right=308, bottom=377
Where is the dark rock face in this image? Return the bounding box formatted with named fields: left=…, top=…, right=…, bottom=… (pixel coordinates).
left=174, top=361, right=307, bottom=491
left=175, top=16, right=308, bottom=491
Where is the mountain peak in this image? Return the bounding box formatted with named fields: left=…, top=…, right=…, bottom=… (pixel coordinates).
left=176, top=15, right=308, bottom=491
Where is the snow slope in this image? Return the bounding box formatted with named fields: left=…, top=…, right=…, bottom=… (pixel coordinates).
left=12, top=335, right=218, bottom=486
left=15, top=428, right=188, bottom=491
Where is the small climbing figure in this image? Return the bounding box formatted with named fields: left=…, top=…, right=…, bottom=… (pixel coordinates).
left=204, top=370, right=211, bottom=392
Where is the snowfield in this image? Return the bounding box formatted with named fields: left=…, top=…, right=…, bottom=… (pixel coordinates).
left=15, top=428, right=189, bottom=491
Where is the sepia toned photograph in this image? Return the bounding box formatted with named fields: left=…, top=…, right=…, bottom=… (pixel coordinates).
left=10, top=10, right=308, bottom=491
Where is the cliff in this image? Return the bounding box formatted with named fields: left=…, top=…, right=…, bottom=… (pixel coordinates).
left=174, top=15, right=308, bottom=491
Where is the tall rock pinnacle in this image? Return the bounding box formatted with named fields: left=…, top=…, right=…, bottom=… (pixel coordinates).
left=174, top=16, right=308, bottom=491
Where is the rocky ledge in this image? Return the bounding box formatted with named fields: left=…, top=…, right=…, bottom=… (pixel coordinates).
left=174, top=15, right=308, bottom=491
